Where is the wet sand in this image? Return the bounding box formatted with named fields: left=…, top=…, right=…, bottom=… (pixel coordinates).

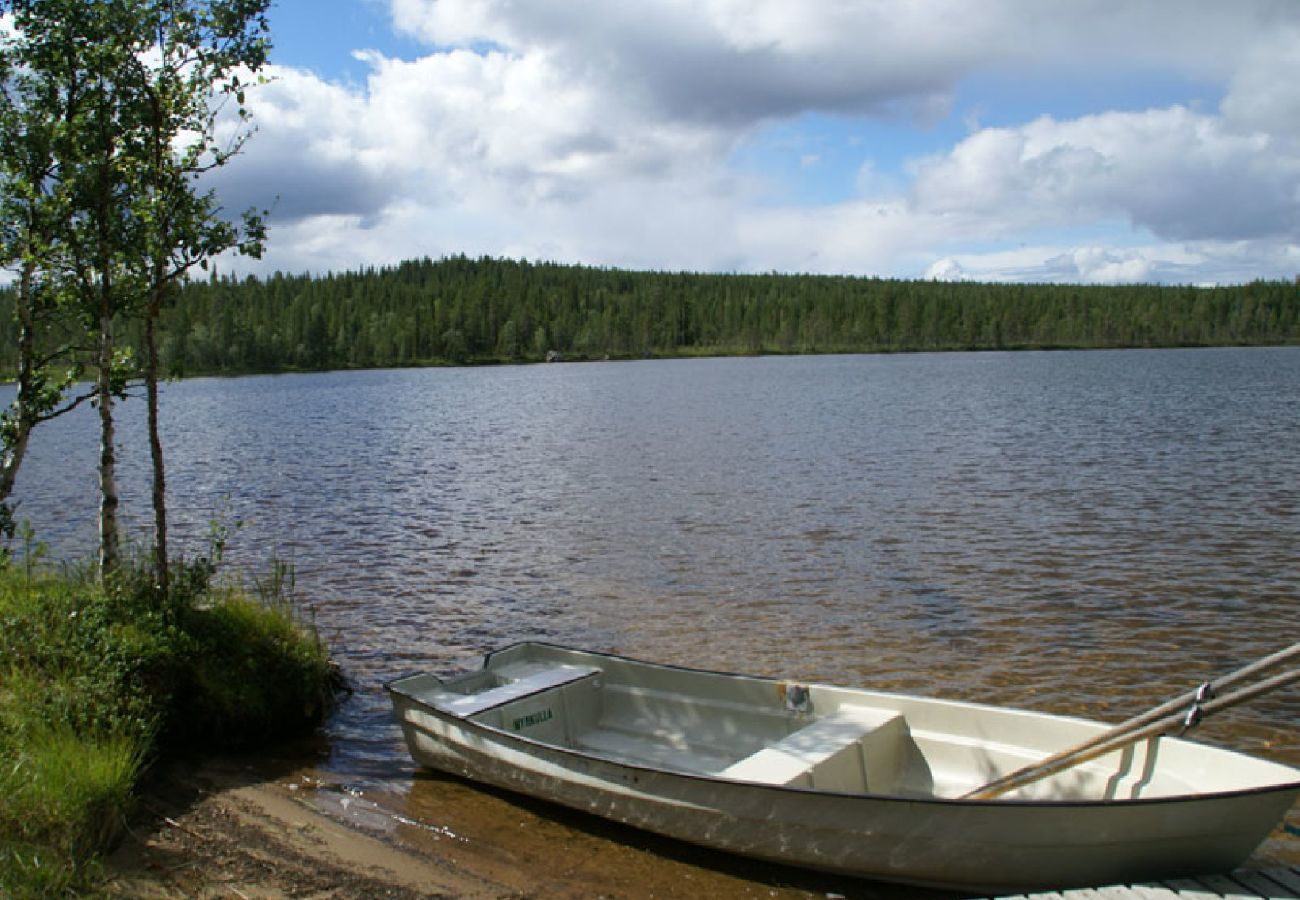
left=106, top=757, right=492, bottom=899
left=106, top=753, right=938, bottom=899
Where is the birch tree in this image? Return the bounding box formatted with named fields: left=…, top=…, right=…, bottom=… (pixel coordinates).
left=2, top=0, right=270, bottom=585
left=129, top=0, right=270, bottom=599
left=25, top=0, right=149, bottom=576
left=0, top=4, right=98, bottom=541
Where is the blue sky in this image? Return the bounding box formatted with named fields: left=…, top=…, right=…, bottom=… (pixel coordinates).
left=211, top=1, right=1300, bottom=284
left=268, top=0, right=416, bottom=84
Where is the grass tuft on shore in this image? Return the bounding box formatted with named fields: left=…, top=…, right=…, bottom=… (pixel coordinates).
left=0, top=724, right=142, bottom=893
left=0, top=555, right=339, bottom=897
left=168, top=589, right=339, bottom=746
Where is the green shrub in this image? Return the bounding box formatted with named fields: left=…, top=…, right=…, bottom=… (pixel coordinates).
left=166, top=591, right=336, bottom=746
left=0, top=551, right=341, bottom=897
left=0, top=568, right=172, bottom=743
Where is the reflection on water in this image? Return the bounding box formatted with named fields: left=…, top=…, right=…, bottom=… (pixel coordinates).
left=10, top=347, right=1300, bottom=889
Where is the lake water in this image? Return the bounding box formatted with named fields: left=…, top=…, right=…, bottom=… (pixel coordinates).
left=9, top=347, right=1300, bottom=893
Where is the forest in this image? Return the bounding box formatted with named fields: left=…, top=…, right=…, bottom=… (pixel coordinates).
left=3, top=254, right=1298, bottom=377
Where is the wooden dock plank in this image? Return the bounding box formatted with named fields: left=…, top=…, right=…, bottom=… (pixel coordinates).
left=1160, top=878, right=1232, bottom=900
left=1267, top=868, right=1300, bottom=896
left=1122, top=887, right=1184, bottom=900
left=995, top=868, right=1300, bottom=900
left=1194, top=874, right=1262, bottom=899
left=1233, top=870, right=1300, bottom=898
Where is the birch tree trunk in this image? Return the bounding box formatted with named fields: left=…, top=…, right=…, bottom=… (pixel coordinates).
left=146, top=289, right=168, bottom=599
left=0, top=261, right=40, bottom=510
left=98, top=304, right=120, bottom=576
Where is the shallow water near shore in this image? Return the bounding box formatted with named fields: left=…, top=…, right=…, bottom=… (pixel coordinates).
left=11, top=347, right=1300, bottom=892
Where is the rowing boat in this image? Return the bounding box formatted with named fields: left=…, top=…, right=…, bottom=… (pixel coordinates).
left=386, top=642, right=1299, bottom=892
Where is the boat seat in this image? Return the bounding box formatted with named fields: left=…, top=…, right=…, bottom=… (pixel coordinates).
left=576, top=726, right=736, bottom=775
left=720, top=705, right=905, bottom=791
left=433, top=664, right=601, bottom=717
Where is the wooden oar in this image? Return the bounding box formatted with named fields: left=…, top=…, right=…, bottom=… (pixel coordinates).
left=963, top=642, right=1300, bottom=801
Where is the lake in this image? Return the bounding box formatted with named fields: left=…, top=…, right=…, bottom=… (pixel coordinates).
left=9, top=347, right=1300, bottom=892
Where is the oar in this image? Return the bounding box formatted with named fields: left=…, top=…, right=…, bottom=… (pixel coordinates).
left=963, top=642, right=1300, bottom=801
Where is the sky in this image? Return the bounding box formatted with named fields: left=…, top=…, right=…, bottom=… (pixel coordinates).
left=203, top=0, right=1300, bottom=285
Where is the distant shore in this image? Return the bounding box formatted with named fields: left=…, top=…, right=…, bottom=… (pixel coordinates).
left=4, top=254, right=1295, bottom=380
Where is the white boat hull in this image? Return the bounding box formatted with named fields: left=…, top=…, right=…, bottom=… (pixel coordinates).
left=387, top=643, right=1300, bottom=892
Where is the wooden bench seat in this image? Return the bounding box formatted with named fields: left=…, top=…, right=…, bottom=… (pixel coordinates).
left=432, top=664, right=601, bottom=717
left=576, top=725, right=737, bottom=774
left=720, top=705, right=905, bottom=791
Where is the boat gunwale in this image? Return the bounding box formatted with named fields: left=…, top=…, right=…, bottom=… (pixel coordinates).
left=385, top=640, right=1300, bottom=809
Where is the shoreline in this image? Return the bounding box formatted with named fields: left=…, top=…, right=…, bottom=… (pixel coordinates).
left=104, top=754, right=883, bottom=899
left=105, top=756, right=523, bottom=899
left=105, top=759, right=473, bottom=900
left=9, top=340, right=1298, bottom=386
left=154, top=340, right=1300, bottom=379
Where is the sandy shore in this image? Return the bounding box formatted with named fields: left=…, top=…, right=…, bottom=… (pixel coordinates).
left=105, top=757, right=511, bottom=899
left=103, top=755, right=885, bottom=899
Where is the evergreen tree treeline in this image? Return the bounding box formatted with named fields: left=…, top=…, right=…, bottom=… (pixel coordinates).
left=3, top=255, right=1298, bottom=376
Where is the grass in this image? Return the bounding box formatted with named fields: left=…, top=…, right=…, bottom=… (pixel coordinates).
left=0, top=553, right=340, bottom=897
left=0, top=724, right=142, bottom=894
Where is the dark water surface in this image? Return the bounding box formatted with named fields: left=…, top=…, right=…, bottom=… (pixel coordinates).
left=10, top=347, right=1300, bottom=893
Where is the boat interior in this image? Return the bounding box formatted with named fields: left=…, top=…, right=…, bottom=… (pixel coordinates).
left=395, top=644, right=1278, bottom=802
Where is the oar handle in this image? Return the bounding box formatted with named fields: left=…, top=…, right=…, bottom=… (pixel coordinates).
left=971, top=667, right=1300, bottom=799
left=962, top=643, right=1299, bottom=802
left=1201, top=667, right=1300, bottom=718
left=1214, top=642, right=1300, bottom=693
left=1105, top=640, right=1300, bottom=737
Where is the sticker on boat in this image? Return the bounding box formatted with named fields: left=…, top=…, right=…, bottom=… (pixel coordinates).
left=513, top=708, right=553, bottom=730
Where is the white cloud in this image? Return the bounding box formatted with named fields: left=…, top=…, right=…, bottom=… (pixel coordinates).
left=909, top=106, right=1298, bottom=243
left=1221, top=28, right=1300, bottom=137
left=388, top=0, right=1283, bottom=126
left=1051, top=247, right=1154, bottom=284
left=916, top=240, right=1298, bottom=286
left=924, top=257, right=970, bottom=282
left=389, top=0, right=973, bottom=125
left=208, top=66, right=402, bottom=221
left=210, top=1, right=1300, bottom=284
